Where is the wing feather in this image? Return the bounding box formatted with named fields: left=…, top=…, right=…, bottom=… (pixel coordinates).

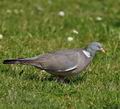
left=33, top=50, right=80, bottom=72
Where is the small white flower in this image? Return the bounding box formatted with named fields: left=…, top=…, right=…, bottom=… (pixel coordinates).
left=36, top=6, right=44, bottom=11
left=72, top=29, right=79, bottom=34
left=96, top=16, right=102, bottom=21
left=67, top=37, right=73, bottom=42
left=48, top=0, right=52, bottom=4
left=6, top=9, right=12, bottom=14
left=58, top=11, right=65, bottom=17
left=14, top=9, right=19, bottom=14
left=20, top=9, right=24, bottom=13
left=0, top=34, right=3, bottom=39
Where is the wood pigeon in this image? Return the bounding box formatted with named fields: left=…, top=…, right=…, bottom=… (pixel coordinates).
left=3, top=42, right=105, bottom=79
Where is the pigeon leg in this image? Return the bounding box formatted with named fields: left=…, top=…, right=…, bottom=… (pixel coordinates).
left=53, top=76, right=66, bottom=83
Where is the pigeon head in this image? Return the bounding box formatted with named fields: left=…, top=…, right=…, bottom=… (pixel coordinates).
left=86, top=42, right=105, bottom=57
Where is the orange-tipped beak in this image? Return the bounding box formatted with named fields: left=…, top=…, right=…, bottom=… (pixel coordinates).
left=100, top=48, right=105, bottom=53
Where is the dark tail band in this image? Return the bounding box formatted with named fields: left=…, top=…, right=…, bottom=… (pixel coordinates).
left=3, top=58, right=33, bottom=64
left=3, top=59, right=21, bottom=64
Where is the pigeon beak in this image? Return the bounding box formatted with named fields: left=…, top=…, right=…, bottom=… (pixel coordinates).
left=100, top=48, right=105, bottom=53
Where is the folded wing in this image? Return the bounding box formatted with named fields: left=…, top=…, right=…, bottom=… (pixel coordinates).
left=32, top=50, right=80, bottom=72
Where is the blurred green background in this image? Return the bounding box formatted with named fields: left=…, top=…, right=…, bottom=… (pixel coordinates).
left=0, top=0, right=119, bottom=109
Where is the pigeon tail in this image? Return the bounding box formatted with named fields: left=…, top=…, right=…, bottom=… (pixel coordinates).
left=3, top=58, right=32, bottom=64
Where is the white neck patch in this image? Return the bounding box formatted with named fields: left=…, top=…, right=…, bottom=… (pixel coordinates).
left=82, top=50, right=91, bottom=58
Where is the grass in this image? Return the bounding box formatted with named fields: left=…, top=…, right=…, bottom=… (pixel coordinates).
left=0, top=0, right=120, bottom=108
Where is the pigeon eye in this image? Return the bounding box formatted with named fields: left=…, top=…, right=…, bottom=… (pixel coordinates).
left=97, top=45, right=101, bottom=49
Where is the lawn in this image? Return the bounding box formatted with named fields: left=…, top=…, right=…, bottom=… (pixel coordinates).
left=0, top=0, right=119, bottom=109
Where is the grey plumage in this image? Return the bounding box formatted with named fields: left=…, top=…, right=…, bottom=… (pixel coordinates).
left=3, top=42, right=105, bottom=78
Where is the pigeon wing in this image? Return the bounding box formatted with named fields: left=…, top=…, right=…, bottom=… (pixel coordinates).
left=33, top=50, right=79, bottom=72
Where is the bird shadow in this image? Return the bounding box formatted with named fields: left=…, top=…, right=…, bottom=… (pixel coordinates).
left=22, top=72, right=88, bottom=84
left=3, top=67, right=88, bottom=84
left=41, top=72, right=87, bottom=84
